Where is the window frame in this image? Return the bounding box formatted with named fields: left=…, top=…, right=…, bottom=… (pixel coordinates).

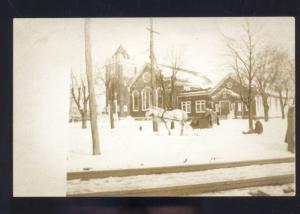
left=132, top=90, right=139, bottom=112
left=195, top=100, right=206, bottom=113
left=142, top=87, right=152, bottom=111
left=181, top=101, right=191, bottom=113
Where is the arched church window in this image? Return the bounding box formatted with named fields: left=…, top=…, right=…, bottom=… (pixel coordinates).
left=132, top=90, right=139, bottom=112
left=142, top=87, right=152, bottom=111
left=156, top=88, right=164, bottom=108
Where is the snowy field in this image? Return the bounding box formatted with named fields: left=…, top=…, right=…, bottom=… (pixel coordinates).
left=67, top=117, right=294, bottom=172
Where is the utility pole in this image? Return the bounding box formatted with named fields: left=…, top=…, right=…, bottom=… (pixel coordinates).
left=84, top=18, right=101, bottom=155
left=147, top=18, right=159, bottom=132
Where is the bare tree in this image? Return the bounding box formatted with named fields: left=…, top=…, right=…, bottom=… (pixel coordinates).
left=273, top=54, right=294, bottom=119
left=166, top=47, right=184, bottom=110
left=286, top=58, right=295, bottom=103
left=96, top=60, right=115, bottom=129
left=70, top=71, right=89, bottom=129
left=254, top=46, right=286, bottom=121
left=95, top=58, right=130, bottom=129
left=95, top=63, right=111, bottom=114
left=224, top=21, right=258, bottom=131
left=155, top=68, right=167, bottom=109
left=106, top=61, right=116, bottom=129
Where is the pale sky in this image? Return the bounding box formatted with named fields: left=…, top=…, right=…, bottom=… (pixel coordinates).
left=89, top=17, right=295, bottom=83
left=14, top=17, right=294, bottom=84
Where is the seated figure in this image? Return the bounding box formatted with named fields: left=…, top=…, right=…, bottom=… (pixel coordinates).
left=243, top=119, right=263, bottom=135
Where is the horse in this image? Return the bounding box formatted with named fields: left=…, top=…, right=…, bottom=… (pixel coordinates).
left=145, top=106, right=192, bottom=136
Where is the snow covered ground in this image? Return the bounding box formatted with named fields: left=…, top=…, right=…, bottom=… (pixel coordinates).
left=67, top=162, right=294, bottom=195
left=192, top=184, right=295, bottom=196
left=67, top=117, right=294, bottom=172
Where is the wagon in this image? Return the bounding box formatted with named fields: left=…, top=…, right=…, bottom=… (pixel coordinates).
left=189, top=111, right=219, bottom=129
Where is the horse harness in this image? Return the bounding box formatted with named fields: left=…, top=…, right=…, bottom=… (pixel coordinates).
left=157, top=109, right=185, bottom=123
left=158, top=110, right=168, bottom=123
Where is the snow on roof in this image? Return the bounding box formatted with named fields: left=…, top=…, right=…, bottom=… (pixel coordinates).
left=128, top=63, right=213, bottom=90
left=210, top=72, right=237, bottom=91
left=156, top=64, right=213, bottom=89
left=176, top=71, right=212, bottom=89
left=211, top=87, right=240, bottom=100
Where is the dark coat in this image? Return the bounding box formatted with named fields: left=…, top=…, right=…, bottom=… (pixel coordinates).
left=285, top=106, right=295, bottom=153
left=255, top=121, right=263, bottom=134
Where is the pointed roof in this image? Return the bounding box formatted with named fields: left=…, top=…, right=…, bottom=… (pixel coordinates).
left=128, top=63, right=151, bottom=88
left=210, top=72, right=237, bottom=92
left=113, top=45, right=130, bottom=59
left=211, top=87, right=240, bottom=100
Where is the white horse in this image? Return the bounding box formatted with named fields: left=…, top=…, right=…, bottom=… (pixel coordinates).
left=145, top=106, right=191, bottom=136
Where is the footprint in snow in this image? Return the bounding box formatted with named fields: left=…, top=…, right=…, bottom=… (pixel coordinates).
left=83, top=167, right=91, bottom=171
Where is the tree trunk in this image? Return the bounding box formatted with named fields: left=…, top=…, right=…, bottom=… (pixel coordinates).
left=114, top=98, right=119, bottom=120
left=109, top=80, right=115, bottom=128
left=105, top=88, right=109, bottom=114
left=162, top=89, right=166, bottom=110
left=234, top=102, right=238, bottom=119
left=169, top=91, right=173, bottom=109
left=248, top=99, right=254, bottom=130
left=109, top=102, right=115, bottom=129
left=84, top=18, right=100, bottom=155
left=278, top=90, right=285, bottom=119
left=169, top=91, right=175, bottom=129
left=80, top=111, right=87, bottom=129
left=262, top=95, right=269, bottom=122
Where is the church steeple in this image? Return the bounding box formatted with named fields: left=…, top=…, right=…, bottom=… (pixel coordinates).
left=113, top=45, right=130, bottom=60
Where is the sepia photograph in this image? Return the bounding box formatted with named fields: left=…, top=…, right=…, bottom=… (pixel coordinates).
left=14, top=17, right=295, bottom=197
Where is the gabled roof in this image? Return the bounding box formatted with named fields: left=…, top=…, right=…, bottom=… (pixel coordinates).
left=177, top=73, right=237, bottom=97
left=211, top=88, right=240, bottom=100
left=129, top=62, right=214, bottom=91
left=209, top=72, right=237, bottom=93
left=128, top=63, right=151, bottom=88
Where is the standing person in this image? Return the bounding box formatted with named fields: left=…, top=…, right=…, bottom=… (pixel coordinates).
left=204, top=108, right=213, bottom=127
left=285, top=105, right=295, bottom=153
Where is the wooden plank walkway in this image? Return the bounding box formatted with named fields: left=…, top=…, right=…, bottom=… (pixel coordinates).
left=67, top=174, right=294, bottom=196
left=67, top=157, right=294, bottom=180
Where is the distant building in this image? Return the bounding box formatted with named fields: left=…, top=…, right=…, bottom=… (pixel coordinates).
left=128, top=63, right=160, bottom=118
left=128, top=63, right=213, bottom=118
left=128, top=70, right=289, bottom=119
left=105, top=45, right=137, bottom=118
left=70, top=45, right=291, bottom=121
